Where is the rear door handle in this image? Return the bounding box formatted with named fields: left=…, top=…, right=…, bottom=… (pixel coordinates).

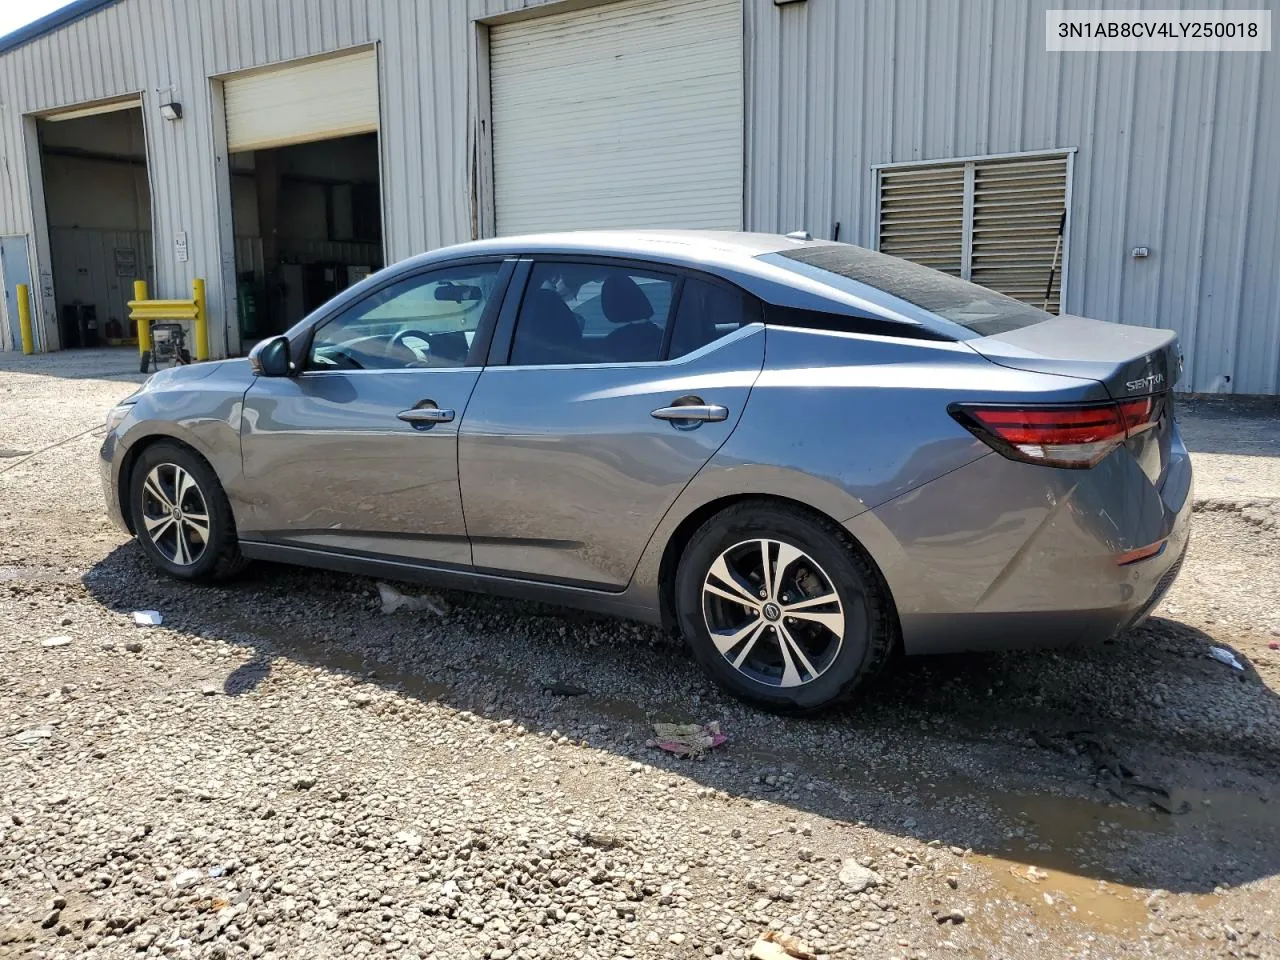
left=650, top=404, right=729, bottom=423
left=398, top=407, right=455, bottom=425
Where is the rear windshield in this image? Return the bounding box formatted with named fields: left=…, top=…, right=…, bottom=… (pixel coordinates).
left=765, top=244, right=1053, bottom=337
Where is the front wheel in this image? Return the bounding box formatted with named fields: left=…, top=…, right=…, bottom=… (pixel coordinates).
left=674, top=502, right=895, bottom=713
left=128, top=442, right=247, bottom=582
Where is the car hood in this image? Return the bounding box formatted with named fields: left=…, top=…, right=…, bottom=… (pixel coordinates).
left=127, top=359, right=253, bottom=399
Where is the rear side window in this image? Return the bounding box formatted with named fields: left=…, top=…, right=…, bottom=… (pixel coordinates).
left=668, top=278, right=754, bottom=359
left=764, top=244, right=1053, bottom=337
left=509, top=262, right=677, bottom=366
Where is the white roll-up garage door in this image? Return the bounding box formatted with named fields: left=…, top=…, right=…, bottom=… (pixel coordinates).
left=490, top=0, right=743, bottom=235
left=224, top=48, right=379, bottom=153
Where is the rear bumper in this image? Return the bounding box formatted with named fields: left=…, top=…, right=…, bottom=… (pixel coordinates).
left=848, top=425, right=1193, bottom=655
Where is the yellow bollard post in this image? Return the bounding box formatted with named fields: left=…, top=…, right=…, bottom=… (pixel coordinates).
left=16, top=283, right=34, bottom=355
left=133, top=279, right=151, bottom=355
left=192, top=277, right=208, bottom=361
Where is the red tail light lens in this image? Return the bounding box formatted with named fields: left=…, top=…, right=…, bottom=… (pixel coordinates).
left=949, top=396, right=1163, bottom=469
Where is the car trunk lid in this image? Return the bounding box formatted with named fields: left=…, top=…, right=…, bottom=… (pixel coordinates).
left=964, top=313, right=1181, bottom=399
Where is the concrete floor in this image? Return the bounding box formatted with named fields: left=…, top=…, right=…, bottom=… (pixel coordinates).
left=1176, top=396, right=1280, bottom=502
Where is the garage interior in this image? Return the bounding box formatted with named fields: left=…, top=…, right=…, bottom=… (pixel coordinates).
left=230, top=134, right=382, bottom=343
left=223, top=48, right=383, bottom=346
left=37, top=104, right=155, bottom=349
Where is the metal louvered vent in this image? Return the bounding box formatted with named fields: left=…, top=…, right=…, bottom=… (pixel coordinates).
left=876, top=153, right=1071, bottom=313
left=877, top=166, right=965, bottom=276
left=971, top=157, right=1069, bottom=313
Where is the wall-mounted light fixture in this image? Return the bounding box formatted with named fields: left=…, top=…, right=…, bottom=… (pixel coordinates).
left=159, top=101, right=183, bottom=121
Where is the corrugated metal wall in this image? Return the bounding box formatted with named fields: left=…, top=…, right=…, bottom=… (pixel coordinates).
left=0, top=0, right=480, bottom=358
left=1, top=0, right=1277, bottom=391
left=744, top=0, right=1280, bottom=394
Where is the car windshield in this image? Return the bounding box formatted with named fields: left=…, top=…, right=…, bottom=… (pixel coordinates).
left=762, top=244, right=1053, bottom=337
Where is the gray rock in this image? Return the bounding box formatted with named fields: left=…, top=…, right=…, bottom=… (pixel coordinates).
left=837, top=860, right=883, bottom=893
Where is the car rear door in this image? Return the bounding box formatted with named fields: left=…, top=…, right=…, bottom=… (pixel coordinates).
left=457, top=258, right=765, bottom=589
left=238, top=259, right=512, bottom=566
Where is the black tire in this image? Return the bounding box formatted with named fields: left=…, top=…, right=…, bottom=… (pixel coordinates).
left=128, top=441, right=247, bottom=582
left=674, top=501, right=895, bottom=713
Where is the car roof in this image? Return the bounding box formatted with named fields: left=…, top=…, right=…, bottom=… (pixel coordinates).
left=397, top=230, right=820, bottom=274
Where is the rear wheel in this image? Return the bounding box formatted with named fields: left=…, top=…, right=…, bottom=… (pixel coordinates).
left=129, top=442, right=246, bottom=582
left=675, top=502, right=894, bottom=713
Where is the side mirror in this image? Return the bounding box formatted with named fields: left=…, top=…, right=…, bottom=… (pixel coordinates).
left=249, top=335, right=292, bottom=377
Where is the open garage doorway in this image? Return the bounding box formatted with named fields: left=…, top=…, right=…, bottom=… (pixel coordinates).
left=222, top=48, right=383, bottom=345
left=230, top=134, right=382, bottom=342
left=36, top=100, right=154, bottom=349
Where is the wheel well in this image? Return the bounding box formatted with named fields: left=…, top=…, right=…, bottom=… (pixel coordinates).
left=116, top=435, right=212, bottom=535
left=656, top=493, right=897, bottom=634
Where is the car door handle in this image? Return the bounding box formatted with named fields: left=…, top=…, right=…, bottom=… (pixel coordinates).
left=398, top=407, right=455, bottom=425
left=650, top=404, right=729, bottom=423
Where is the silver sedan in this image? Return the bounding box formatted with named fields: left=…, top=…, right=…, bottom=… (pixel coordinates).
left=100, top=231, right=1191, bottom=712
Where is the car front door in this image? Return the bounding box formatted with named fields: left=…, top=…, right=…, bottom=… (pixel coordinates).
left=239, top=259, right=511, bottom=567
left=458, top=259, right=766, bottom=588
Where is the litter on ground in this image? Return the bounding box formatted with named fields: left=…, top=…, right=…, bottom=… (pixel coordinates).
left=1208, top=647, right=1245, bottom=671
left=377, top=582, right=445, bottom=616
left=649, top=721, right=726, bottom=758
left=132, top=610, right=163, bottom=627
left=750, top=930, right=817, bottom=960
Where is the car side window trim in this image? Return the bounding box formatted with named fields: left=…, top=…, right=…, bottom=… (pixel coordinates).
left=486, top=256, right=762, bottom=369
left=294, top=257, right=516, bottom=374
left=656, top=276, right=687, bottom=361
left=488, top=259, right=533, bottom=367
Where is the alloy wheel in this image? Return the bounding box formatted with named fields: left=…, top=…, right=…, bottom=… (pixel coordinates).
left=140, top=463, right=211, bottom=567
left=701, top=538, right=846, bottom=688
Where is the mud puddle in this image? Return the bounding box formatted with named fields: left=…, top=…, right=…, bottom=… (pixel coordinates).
left=731, top=733, right=1278, bottom=938
left=969, top=786, right=1257, bottom=936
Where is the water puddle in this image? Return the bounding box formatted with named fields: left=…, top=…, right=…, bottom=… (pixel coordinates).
left=968, top=783, right=1275, bottom=936
left=731, top=735, right=1278, bottom=937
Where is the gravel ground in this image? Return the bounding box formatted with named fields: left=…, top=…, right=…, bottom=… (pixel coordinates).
left=2, top=349, right=1279, bottom=960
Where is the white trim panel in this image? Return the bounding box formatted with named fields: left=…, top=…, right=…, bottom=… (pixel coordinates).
left=224, top=49, right=378, bottom=153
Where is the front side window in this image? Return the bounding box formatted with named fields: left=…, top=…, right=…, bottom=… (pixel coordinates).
left=308, top=262, right=502, bottom=370
left=509, top=262, right=677, bottom=366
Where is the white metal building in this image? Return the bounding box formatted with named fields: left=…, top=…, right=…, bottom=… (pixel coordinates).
left=0, top=0, right=1276, bottom=393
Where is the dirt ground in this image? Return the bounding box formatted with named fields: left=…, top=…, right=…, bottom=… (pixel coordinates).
left=1, top=348, right=1278, bottom=960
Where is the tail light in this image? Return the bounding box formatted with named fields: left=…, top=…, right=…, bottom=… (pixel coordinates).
left=948, top=395, right=1163, bottom=469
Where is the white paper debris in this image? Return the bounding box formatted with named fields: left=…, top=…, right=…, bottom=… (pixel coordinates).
left=377, top=582, right=444, bottom=616
left=1208, top=647, right=1244, bottom=671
